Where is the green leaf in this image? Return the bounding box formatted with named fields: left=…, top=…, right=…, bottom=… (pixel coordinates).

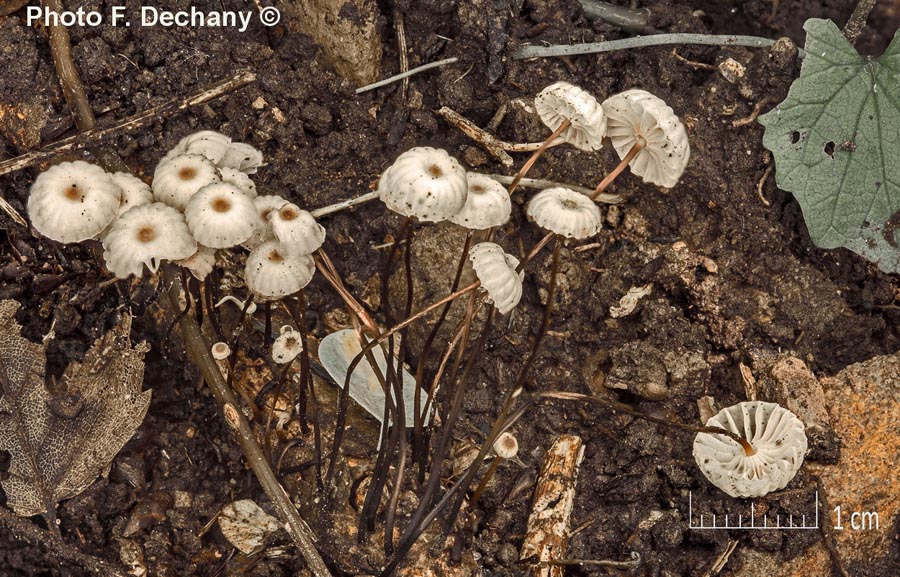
left=759, top=19, right=900, bottom=272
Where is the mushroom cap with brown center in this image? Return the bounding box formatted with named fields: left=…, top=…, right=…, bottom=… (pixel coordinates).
left=102, top=202, right=197, bottom=278
left=269, top=202, right=326, bottom=254
left=27, top=161, right=123, bottom=243
left=377, top=147, right=468, bottom=222
left=184, top=182, right=261, bottom=248
left=602, top=89, right=690, bottom=188
left=468, top=242, right=524, bottom=315
left=245, top=240, right=315, bottom=300
left=449, top=173, right=512, bottom=230
left=526, top=187, right=602, bottom=239
left=152, top=153, right=221, bottom=211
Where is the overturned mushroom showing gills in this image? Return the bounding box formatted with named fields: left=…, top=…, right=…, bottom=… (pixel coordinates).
left=469, top=242, right=524, bottom=314
left=693, top=401, right=807, bottom=498
left=377, top=147, right=468, bottom=222
left=526, top=187, right=602, bottom=239
left=602, top=89, right=690, bottom=188
left=27, top=160, right=122, bottom=243
left=535, top=81, right=607, bottom=151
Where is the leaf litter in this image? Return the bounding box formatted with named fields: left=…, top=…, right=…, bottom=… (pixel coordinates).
left=0, top=299, right=151, bottom=525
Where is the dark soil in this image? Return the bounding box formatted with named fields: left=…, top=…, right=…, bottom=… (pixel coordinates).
left=1, top=0, right=898, bottom=576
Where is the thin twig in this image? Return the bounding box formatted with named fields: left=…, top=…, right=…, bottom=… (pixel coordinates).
left=162, top=266, right=333, bottom=577
left=43, top=0, right=96, bottom=131
left=394, top=8, right=409, bottom=100
left=732, top=96, right=773, bottom=128
left=756, top=163, right=774, bottom=207
left=0, top=195, right=26, bottom=226
left=436, top=107, right=565, bottom=167
left=0, top=71, right=256, bottom=177
left=513, top=33, right=778, bottom=59
left=355, top=58, right=459, bottom=94
left=310, top=191, right=379, bottom=218
left=842, top=0, right=877, bottom=45
left=0, top=505, right=129, bottom=577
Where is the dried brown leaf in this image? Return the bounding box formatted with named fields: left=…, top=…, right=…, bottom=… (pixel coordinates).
left=0, top=300, right=151, bottom=517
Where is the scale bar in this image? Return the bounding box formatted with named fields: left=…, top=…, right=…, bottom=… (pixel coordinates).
left=687, top=491, right=820, bottom=530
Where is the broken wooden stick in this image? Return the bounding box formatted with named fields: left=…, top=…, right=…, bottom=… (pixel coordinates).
left=0, top=71, right=256, bottom=177
left=520, top=434, right=585, bottom=577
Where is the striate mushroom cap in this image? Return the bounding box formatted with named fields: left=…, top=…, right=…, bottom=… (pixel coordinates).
left=272, top=325, right=304, bottom=364
left=693, top=401, right=807, bottom=498
left=270, top=203, right=326, bottom=255
left=449, top=173, right=512, bottom=230
left=184, top=182, right=261, bottom=248
left=245, top=241, right=315, bottom=301
left=526, top=187, right=602, bottom=239
left=28, top=160, right=122, bottom=243
left=377, top=147, right=468, bottom=222
left=535, top=81, right=607, bottom=151
left=493, top=432, right=519, bottom=459
left=469, top=242, right=524, bottom=315
left=107, top=171, right=153, bottom=217
left=102, top=202, right=197, bottom=278
left=602, top=89, right=690, bottom=188
left=152, top=153, right=221, bottom=211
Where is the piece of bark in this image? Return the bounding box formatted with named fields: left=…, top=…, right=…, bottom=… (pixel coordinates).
left=283, top=0, right=382, bottom=86
left=520, top=435, right=585, bottom=577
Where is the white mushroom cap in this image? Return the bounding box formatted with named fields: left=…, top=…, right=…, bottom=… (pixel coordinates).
left=152, top=153, right=221, bottom=211
left=220, top=142, right=264, bottom=174
left=175, top=245, right=216, bottom=280
left=535, top=81, right=607, bottom=151
left=107, top=171, right=153, bottom=217
left=272, top=326, right=304, bottom=364
left=493, top=432, right=519, bottom=459
left=378, top=147, right=468, bottom=222
left=27, top=160, right=122, bottom=243
left=181, top=130, right=233, bottom=164
left=693, top=401, right=807, bottom=498
left=245, top=240, right=315, bottom=300
left=602, top=89, right=690, bottom=188
left=219, top=166, right=257, bottom=198
left=449, top=173, right=512, bottom=230
left=270, top=203, right=326, bottom=255
left=469, top=242, right=524, bottom=315
left=184, top=183, right=261, bottom=249
left=526, top=187, right=602, bottom=239
left=211, top=341, right=231, bottom=360
left=102, top=202, right=197, bottom=278
left=242, top=195, right=288, bottom=250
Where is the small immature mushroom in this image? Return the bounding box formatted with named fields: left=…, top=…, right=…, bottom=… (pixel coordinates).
left=107, top=171, right=153, bottom=216
left=243, top=194, right=287, bottom=249
left=526, top=187, right=602, bottom=239
left=102, top=203, right=197, bottom=278
left=27, top=160, right=122, bottom=243
left=378, top=147, right=468, bottom=222
left=449, top=173, right=512, bottom=230
left=272, top=325, right=304, bottom=364
left=468, top=242, right=525, bottom=314
left=219, top=166, right=257, bottom=197
left=535, top=81, right=607, bottom=151
left=152, top=153, right=221, bottom=211
left=493, top=432, right=519, bottom=460
left=269, top=203, right=326, bottom=254
left=601, top=89, right=690, bottom=188
left=184, top=182, right=261, bottom=248
left=245, top=240, right=315, bottom=301
left=175, top=245, right=216, bottom=280
left=211, top=341, right=231, bottom=360
left=693, top=401, right=807, bottom=498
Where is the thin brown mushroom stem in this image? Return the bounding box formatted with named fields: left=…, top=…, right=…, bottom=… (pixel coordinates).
left=161, top=265, right=333, bottom=577
left=507, top=119, right=572, bottom=195
left=590, top=136, right=645, bottom=200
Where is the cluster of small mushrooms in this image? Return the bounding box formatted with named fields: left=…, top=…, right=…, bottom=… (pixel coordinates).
left=24, top=81, right=808, bottom=500
left=27, top=131, right=323, bottom=302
